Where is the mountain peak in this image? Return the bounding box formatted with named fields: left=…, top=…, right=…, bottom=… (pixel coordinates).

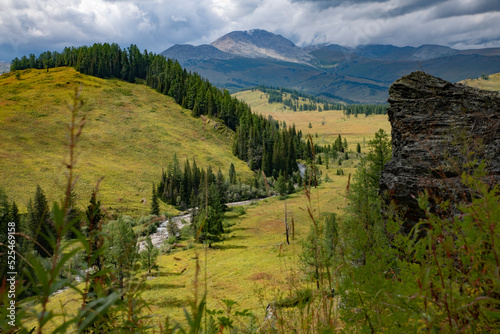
left=211, top=29, right=314, bottom=64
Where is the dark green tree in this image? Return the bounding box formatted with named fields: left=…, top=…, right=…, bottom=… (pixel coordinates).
left=140, top=234, right=159, bottom=274
left=366, top=129, right=392, bottom=188
left=228, top=163, right=237, bottom=185
left=150, top=183, right=160, bottom=216
left=105, top=216, right=137, bottom=291
left=276, top=171, right=287, bottom=198
left=27, top=185, right=55, bottom=257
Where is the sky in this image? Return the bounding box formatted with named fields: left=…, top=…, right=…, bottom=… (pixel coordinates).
left=1, top=0, right=500, bottom=62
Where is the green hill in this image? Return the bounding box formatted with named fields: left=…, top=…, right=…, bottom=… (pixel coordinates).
left=0, top=67, right=254, bottom=213
left=461, top=72, right=500, bottom=91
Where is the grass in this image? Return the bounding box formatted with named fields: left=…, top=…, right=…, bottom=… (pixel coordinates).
left=0, top=67, right=254, bottom=214
left=460, top=72, right=500, bottom=91
left=9, top=69, right=391, bottom=331
left=23, top=168, right=352, bottom=330
left=233, top=89, right=391, bottom=148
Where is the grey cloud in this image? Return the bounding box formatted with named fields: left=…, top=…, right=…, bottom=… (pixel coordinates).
left=1, top=0, right=500, bottom=62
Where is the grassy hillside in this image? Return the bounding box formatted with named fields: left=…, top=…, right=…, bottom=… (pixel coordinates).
left=233, top=89, right=391, bottom=148
left=0, top=67, right=254, bottom=213
left=461, top=72, right=500, bottom=91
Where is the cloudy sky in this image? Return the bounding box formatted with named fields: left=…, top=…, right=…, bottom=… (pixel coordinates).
left=1, top=0, right=500, bottom=62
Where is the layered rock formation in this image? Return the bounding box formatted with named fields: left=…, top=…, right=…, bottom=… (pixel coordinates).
left=380, top=71, right=500, bottom=230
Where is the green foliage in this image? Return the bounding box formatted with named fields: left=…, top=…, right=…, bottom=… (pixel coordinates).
left=196, top=205, right=224, bottom=247
left=344, top=103, right=388, bottom=116
left=366, top=128, right=392, bottom=187
left=140, top=234, right=159, bottom=274
left=228, top=162, right=237, bottom=185
left=275, top=171, right=287, bottom=199
left=104, top=216, right=138, bottom=289
left=27, top=185, right=56, bottom=258
left=167, top=217, right=180, bottom=241
left=150, top=183, right=160, bottom=216
left=332, top=128, right=500, bottom=332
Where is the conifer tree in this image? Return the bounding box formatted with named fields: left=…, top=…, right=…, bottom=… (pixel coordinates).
left=27, top=185, right=55, bottom=257
left=276, top=171, right=287, bottom=198
left=105, top=216, right=137, bottom=290
left=85, top=190, right=104, bottom=271
left=150, top=183, right=160, bottom=216
left=141, top=234, right=159, bottom=274
left=229, top=163, right=237, bottom=185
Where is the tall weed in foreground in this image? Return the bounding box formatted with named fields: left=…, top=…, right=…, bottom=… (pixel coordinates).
left=337, top=130, right=500, bottom=332
left=0, top=88, right=152, bottom=333
left=407, top=163, right=500, bottom=332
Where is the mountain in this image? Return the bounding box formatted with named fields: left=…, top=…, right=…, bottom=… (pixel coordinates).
left=161, top=30, right=500, bottom=103
left=210, top=29, right=315, bottom=65
left=0, top=67, right=253, bottom=212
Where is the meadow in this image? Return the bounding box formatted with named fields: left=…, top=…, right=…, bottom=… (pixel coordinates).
left=8, top=68, right=399, bottom=332
left=0, top=67, right=253, bottom=214
left=233, top=90, right=391, bottom=149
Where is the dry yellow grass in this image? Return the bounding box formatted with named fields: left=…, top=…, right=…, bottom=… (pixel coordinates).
left=233, top=90, right=391, bottom=149
left=460, top=72, right=500, bottom=92
left=24, top=169, right=352, bottom=330
left=0, top=67, right=253, bottom=213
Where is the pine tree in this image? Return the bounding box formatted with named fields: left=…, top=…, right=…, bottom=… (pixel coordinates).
left=141, top=234, right=159, bottom=274
left=85, top=190, right=104, bottom=271
left=105, top=216, right=137, bottom=290
left=276, top=171, right=287, bottom=198
left=229, top=163, right=237, bottom=185
left=27, top=185, right=55, bottom=257
left=366, top=129, right=392, bottom=188
left=150, top=183, right=160, bottom=216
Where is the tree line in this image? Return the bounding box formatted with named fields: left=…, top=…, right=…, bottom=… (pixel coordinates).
left=343, top=103, right=388, bottom=116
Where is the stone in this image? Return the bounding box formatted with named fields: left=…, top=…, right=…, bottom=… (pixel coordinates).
left=380, top=71, right=500, bottom=231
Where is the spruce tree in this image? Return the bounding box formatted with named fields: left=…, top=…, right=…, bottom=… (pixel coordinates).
left=150, top=183, right=160, bottom=216
left=141, top=234, right=159, bottom=274
left=229, top=163, right=237, bottom=185
left=366, top=129, right=392, bottom=188
left=27, top=185, right=54, bottom=257
left=276, top=171, right=287, bottom=198
left=105, top=216, right=137, bottom=290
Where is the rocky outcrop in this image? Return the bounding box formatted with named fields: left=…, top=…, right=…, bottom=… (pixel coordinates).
left=380, top=71, right=500, bottom=230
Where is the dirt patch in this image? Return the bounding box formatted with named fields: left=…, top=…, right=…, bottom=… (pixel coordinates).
left=249, top=272, right=273, bottom=281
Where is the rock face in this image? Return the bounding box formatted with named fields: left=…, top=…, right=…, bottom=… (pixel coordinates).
left=380, top=71, right=500, bottom=230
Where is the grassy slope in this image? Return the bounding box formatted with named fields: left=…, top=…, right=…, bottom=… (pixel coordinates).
left=233, top=89, right=391, bottom=149
left=0, top=67, right=253, bottom=213
left=461, top=72, right=500, bottom=91
left=29, top=175, right=352, bottom=330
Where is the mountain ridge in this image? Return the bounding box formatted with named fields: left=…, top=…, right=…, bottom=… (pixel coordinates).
left=161, top=29, right=500, bottom=103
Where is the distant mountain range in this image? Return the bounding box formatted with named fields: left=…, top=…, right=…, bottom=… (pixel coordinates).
left=161, top=29, right=500, bottom=103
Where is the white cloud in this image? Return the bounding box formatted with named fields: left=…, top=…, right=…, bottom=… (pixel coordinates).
left=0, top=0, right=499, bottom=62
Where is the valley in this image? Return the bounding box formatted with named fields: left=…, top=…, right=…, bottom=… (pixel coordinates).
left=1, top=38, right=499, bottom=333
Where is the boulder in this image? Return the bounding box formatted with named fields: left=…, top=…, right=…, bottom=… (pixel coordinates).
left=380, top=71, right=500, bottom=231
